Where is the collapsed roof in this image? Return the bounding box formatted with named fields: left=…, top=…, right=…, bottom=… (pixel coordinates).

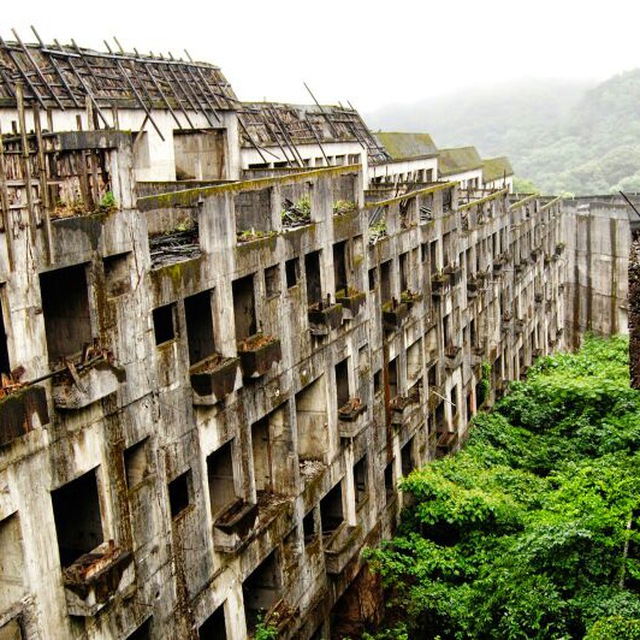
left=238, top=102, right=390, bottom=165
left=0, top=33, right=237, bottom=123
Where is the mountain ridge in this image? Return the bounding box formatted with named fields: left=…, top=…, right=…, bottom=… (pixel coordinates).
left=365, top=71, right=640, bottom=195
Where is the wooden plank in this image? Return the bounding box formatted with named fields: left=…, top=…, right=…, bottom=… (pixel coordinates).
left=268, top=107, right=304, bottom=167
left=237, top=117, right=269, bottom=164
left=12, top=28, right=65, bottom=110
left=0, top=37, right=48, bottom=109
left=88, top=148, right=100, bottom=209
left=0, top=123, right=15, bottom=270
left=304, top=114, right=330, bottom=165
left=16, top=84, right=38, bottom=239
left=164, top=59, right=201, bottom=115
left=55, top=40, right=111, bottom=129
left=154, top=62, right=195, bottom=128
left=260, top=111, right=294, bottom=165
left=0, top=123, right=10, bottom=233
left=303, top=82, right=339, bottom=137
left=172, top=63, right=215, bottom=126
left=32, top=104, right=53, bottom=264
left=114, top=59, right=165, bottom=141
left=141, top=61, right=182, bottom=129
left=185, top=62, right=222, bottom=123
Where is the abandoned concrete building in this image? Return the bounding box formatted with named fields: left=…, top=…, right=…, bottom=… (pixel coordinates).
left=0, top=34, right=630, bottom=640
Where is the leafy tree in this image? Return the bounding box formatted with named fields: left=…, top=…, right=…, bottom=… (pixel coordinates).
left=365, top=336, right=640, bottom=639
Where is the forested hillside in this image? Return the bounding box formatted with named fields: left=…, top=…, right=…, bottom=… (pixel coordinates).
left=367, top=71, right=640, bottom=196
left=364, top=337, right=640, bottom=640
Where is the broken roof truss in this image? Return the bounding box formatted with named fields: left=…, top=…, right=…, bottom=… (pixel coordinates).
left=0, top=29, right=238, bottom=131
left=238, top=102, right=390, bottom=167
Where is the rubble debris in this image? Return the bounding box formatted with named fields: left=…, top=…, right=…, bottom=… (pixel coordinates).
left=149, top=223, right=200, bottom=268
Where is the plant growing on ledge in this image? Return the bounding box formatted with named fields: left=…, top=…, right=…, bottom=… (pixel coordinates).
left=332, top=199, right=357, bottom=215
left=254, top=613, right=278, bottom=640
left=308, top=296, right=343, bottom=334
left=431, top=269, right=448, bottom=285
left=479, top=360, right=491, bottom=407
left=382, top=298, right=409, bottom=330
left=336, top=286, right=366, bottom=318
left=237, top=333, right=277, bottom=352
left=400, top=289, right=422, bottom=306
left=236, top=228, right=277, bottom=243
left=369, top=218, right=387, bottom=245
left=97, top=190, right=117, bottom=213
left=281, top=196, right=311, bottom=228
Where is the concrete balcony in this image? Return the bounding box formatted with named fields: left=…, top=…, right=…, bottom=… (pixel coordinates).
left=444, top=264, right=462, bottom=285
left=324, top=522, right=362, bottom=575
left=382, top=300, right=409, bottom=331
left=237, top=334, right=282, bottom=379
left=53, top=360, right=125, bottom=410
left=337, top=399, right=367, bottom=438
left=190, top=355, right=239, bottom=405
left=335, top=289, right=366, bottom=320
left=430, top=273, right=451, bottom=298
left=444, top=345, right=463, bottom=371
left=467, top=278, right=481, bottom=298
left=471, top=346, right=486, bottom=366
left=390, top=391, right=420, bottom=427
left=63, top=541, right=134, bottom=617
left=501, top=312, right=513, bottom=333
left=308, top=301, right=343, bottom=335
left=436, top=431, right=458, bottom=458
left=212, top=499, right=258, bottom=554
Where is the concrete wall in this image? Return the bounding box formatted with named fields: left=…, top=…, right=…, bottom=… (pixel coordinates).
left=440, top=168, right=483, bottom=190
left=242, top=141, right=367, bottom=176
left=368, top=156, right=438, bottom=186
left=0, top=129, right=566, bottom=639
left=484, top=175, right=514, bottom=193
left=0, top=107, right=241, bottom=183
left=563, top=197, right=631, bottom=348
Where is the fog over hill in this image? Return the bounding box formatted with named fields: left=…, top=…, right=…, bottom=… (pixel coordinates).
left=366, top=71, right=640, bottom=196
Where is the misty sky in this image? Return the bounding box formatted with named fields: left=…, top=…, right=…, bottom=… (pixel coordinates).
left=6, top=0, right=640, bottom=112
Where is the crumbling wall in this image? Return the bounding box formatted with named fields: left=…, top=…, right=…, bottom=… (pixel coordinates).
left=630, top=235, right=640, bottom=389
left=0, top=131, right=568, bottom=640
left=563, top=198, right=630, bottom=348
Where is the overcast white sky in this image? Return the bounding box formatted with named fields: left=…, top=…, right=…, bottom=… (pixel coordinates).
left=6, top=0, right=640, bottom=112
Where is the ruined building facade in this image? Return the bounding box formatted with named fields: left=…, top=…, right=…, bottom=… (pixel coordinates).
left=0, top=37, right=572, bottom=640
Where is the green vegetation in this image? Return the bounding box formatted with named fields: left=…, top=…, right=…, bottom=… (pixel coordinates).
left=254, top=614, right=278, bottom=640
left=281, top=196, right=311, bottom=226
left=512, top=176, right=540, bottom=194
left=369, top=218, right=387, bottom=244
left=365, top=336, right=640, bottom=639
left=333, top=199, right=358, bottom=215
left=98, top=190, right=117, bottom=212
